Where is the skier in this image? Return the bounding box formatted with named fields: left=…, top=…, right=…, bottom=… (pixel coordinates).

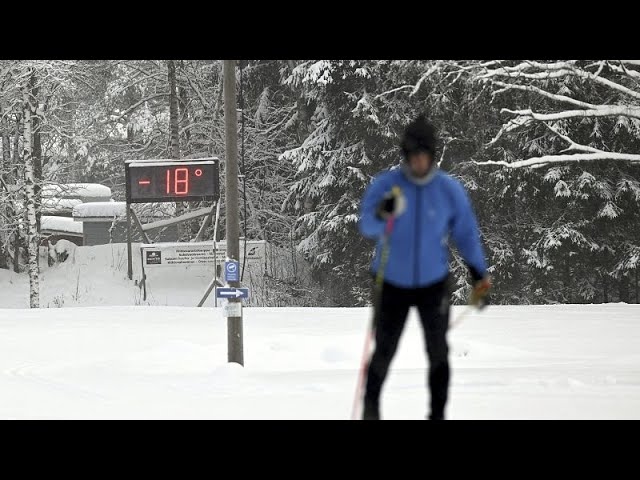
left=358, top=113, right=491, bottom=420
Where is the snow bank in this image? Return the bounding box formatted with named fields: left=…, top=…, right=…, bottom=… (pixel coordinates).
left=48, top=239, right=78, bottom=265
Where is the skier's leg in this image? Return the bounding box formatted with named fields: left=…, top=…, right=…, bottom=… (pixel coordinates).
left=363, top=282, right=410, bottom=419
left=416, top=279, right=451, bottom=420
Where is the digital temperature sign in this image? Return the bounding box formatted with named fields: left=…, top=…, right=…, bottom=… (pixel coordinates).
left=125, top=158, right=220, bottom=203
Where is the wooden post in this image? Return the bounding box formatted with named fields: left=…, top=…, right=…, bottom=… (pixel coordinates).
left=223, top=60, right=243, bottom=366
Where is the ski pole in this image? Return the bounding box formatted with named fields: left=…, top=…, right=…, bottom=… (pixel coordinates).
left=450, top=279, right=491, bottom=329
left=352, top=208, right=397, bottom=420
left=449, top=304, right=475, bottom=330
left=351, top=316, right=376, bottom=420
left=449, top=297, right=490, bottom=330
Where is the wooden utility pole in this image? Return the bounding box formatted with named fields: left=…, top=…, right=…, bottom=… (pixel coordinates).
left=223, top=60, right=243, bottom=365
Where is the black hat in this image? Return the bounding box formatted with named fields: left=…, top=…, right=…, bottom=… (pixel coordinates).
left=400, top=114, right=437, bottom=159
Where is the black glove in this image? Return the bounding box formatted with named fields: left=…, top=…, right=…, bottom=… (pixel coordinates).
left=375, top=188, right=406, bottom=220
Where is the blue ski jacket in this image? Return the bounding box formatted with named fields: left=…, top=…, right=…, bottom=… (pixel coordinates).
left=359, top=167, right=488, bottom=288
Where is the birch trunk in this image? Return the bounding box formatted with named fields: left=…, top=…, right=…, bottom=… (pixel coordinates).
left=22, top=76, right=39, bottom=308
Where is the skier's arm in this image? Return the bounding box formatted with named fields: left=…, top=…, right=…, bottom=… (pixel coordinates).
left=449, top=180, right=488, bottom=281
left=359, top=175, right=390, bottom=239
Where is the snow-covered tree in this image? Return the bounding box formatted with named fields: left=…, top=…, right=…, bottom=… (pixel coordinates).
left=474, top=60, right=640, bottom=303
left=279, top=60, right=477, bottom=305
left=3, top=59, right=638, bottom=307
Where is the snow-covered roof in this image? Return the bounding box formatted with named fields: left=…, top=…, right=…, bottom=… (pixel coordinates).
left=41, top=198, right=83, bottom=214
left=126, top=157, right=219, bottom=168
left=72, top=201, right=178, bottom=222
left=73, top=202, right=127, bottom=220
left=42, top=183, right=112, bottom=200
left=41, top=215, right=83, bottom=235
left=128, top=160, right=216, bottom=168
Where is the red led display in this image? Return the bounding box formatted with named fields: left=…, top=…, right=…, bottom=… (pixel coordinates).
left=126, top=159, right=219, bottom=203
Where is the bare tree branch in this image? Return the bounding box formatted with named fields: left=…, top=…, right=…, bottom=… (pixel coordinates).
left=568, top=64, right=640, bottom=101
left=482, top=61, right=640, bottom=102
left=607, top=61, right=640, bottom=80
left=486, top=116, right=533, bottom=146
left=502, top=105, right=640, bottom=121
left=111, top=93, right=169, bottom=122
left=410, top=61, right=442, bottom=97
left=374, top=85, right=413, bottom=99
left=474, top=152, right=640, bottom=169
left=540, top=122, right=600, bottom=153
left=490, top=80, right=598, bottom=109
left=482, top=68, right=576, bottom=81
left=179, top=71, right=211, bottom=111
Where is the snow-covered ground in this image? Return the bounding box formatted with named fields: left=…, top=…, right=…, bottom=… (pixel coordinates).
left=1, top=245, right=640, bottom=419
left=2, top=243, right=302, bottom=309
left=0, top=304, right=639, bottom=419
left=1, top=243, right=219, bottom=309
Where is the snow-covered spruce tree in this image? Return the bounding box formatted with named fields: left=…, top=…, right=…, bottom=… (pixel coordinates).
left=280, top=61, right=387, bottom=305
left=279, top=60, right=479, bottom=305
left=475, top=60, right=640, bottom=303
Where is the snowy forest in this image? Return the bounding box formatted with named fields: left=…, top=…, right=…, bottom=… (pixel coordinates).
left=1, top=60, right=639, bottom=307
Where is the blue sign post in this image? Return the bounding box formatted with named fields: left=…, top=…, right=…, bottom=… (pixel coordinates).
left=225, top=260, right=239, bottom=282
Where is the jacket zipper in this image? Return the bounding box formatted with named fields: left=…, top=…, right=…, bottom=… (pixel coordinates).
left=414, top=185, right=421, bottom=286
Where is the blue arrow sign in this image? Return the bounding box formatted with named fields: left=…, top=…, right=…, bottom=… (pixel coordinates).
left=216, top=287, right=250, bottom=299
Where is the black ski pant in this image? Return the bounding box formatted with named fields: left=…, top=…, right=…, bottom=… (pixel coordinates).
left=364, top=276, right=451, bottom=419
